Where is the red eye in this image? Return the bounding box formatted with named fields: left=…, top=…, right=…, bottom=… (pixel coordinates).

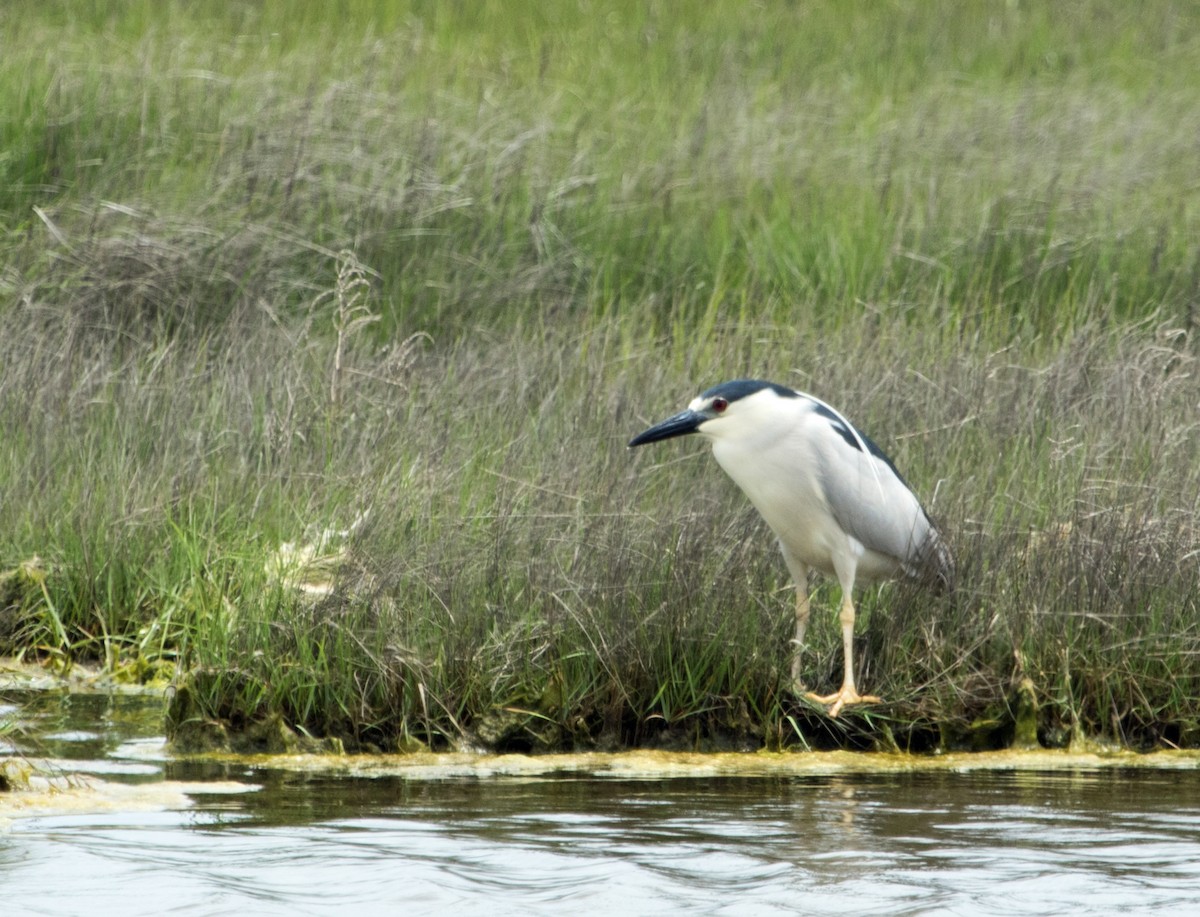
left=712, top=397, right=729, bottom=413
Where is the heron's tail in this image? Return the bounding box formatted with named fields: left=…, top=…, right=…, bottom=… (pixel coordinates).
left=916, top=527, right=955, bottom=595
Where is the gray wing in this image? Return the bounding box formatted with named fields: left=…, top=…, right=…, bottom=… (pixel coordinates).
left=802, top=395, right=943, bottom=575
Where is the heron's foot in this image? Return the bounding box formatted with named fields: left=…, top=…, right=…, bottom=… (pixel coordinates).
left=805, top=687, right=882, bottom=718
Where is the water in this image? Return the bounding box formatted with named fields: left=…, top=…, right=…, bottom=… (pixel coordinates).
left=3, top=693, right=1200, bottom=915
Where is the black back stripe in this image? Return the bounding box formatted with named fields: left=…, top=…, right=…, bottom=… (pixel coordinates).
left=695, top=379, right=910, bottom=488
left=812, top=403, right=863, bottom=453
left=809, top=401, right=909, bottom=487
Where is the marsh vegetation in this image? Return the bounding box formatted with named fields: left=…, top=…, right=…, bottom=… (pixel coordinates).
left=2, top=1, right=1199, bottom=753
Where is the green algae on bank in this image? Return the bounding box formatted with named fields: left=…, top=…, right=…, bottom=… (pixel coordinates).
left=0, top=657, right=170, bottom=695
left=224, top=747, right=1200, bottom=782
left=5, top=744, right=1197, bottom=824
left=0, top=759, right=251, bottom=825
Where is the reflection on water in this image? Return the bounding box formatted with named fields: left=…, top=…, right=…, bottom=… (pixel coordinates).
left=3, top=694, right=1200, bottom=915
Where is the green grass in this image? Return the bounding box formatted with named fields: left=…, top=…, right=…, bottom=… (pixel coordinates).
left=2, top=1, right=1199, bottom=753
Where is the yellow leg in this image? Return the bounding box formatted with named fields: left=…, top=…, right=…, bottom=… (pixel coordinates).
left=805, top=591, right=880, bottom=717
left=789, top=585, right=811, bottom=693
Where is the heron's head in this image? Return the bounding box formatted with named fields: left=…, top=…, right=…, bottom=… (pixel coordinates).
left=628, top=379, right=799, bottom=447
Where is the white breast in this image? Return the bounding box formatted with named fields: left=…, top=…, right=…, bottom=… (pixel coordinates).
left=705, top=395, right=917, bottom=581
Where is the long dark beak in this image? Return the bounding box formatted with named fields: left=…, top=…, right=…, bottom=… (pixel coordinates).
left=628, top=409, right=705, bottom=447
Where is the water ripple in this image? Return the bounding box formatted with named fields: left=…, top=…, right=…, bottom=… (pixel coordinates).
left=4, top=769, right=1200, bottom=915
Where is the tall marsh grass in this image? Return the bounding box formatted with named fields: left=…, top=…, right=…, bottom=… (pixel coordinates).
left=2, top=1, right=1199, bottom=750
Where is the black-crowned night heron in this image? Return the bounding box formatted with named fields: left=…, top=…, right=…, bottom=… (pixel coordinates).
left=629, top=379, right=953, bottom=717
